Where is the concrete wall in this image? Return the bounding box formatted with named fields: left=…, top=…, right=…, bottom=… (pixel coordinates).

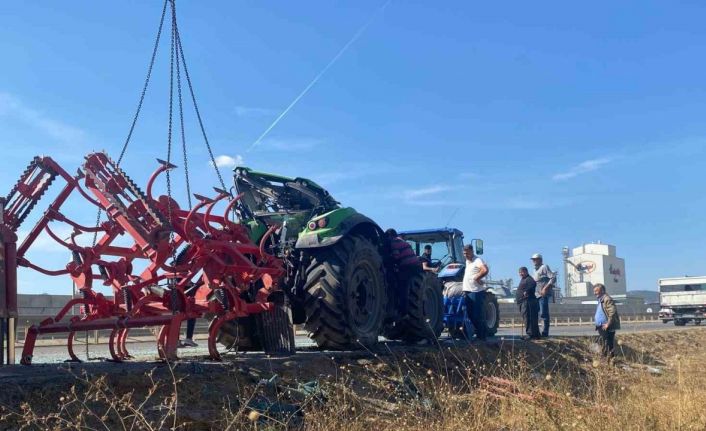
left=14, top=292, right=657, bottom=334
left=18, top=294, right=78, bottom=317
left=498, top=301, right=654, bottom=323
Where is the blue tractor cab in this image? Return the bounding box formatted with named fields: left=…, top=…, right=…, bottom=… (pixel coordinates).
left=399, top=228, right=499, bottom=338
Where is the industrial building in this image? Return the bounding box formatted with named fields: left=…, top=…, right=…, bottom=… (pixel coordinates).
left=563, top=242, right=627, bottom=298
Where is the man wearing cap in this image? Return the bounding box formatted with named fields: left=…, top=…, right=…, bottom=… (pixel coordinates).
left=516, top=266, right=540, bottom=339
left=462, top=244, right=489, bottom=340
left=531, top=253, right=556, bottom=337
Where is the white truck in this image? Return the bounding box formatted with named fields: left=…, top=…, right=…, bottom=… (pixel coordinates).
left=658, top=276, right=706, bottom=326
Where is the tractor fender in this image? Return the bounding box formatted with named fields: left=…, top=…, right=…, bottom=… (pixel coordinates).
left=295, top=210, right=383, bottom=249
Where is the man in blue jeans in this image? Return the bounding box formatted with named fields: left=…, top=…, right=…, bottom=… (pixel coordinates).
left=462, top=244, right=489, bottom=340
left=531, top=253, right=556, bottom=337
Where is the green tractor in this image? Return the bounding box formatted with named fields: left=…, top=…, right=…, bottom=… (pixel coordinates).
left=224, top=167, right=444, bottom=349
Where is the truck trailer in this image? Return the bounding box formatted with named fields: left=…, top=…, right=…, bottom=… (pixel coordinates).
left=658, top=276, right=706, bottom=326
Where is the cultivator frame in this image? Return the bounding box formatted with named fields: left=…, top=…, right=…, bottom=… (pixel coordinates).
left=2, top=152, right=288, bottom=365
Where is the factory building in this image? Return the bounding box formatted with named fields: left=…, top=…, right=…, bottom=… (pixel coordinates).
left=563, top=242, right=627, bottom=297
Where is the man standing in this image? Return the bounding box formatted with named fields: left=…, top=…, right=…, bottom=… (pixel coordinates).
left=593, top=283, right=621, bottom=359
left=531, top=253, right=556, bottom=337
left=420, top=245, right=439, bottom=273
left=462, top=244, right=489, bottom=340
left=516, top=267, right=540, bottom=339
left=385, top=229, right=422, bottom=315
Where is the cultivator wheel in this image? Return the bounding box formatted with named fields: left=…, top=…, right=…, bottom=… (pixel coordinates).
left=215, top=319, right=240, bottom=351
left=256, top=303, right=296, bottom=356
left=303, top=235, right=387, bottom=349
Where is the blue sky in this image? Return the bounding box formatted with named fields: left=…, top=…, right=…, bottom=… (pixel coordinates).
left=1, top=1, right=705, bottom=295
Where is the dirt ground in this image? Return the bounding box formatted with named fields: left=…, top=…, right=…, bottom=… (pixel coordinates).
left=1, top=328, right=705, bottom=430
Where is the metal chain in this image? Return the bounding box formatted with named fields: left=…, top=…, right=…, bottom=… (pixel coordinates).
left=172, top=1, right=192, bottom=209
left=162, top=0, right=180, bottom=277
left=92, top=0, right=169, bottom=246
left=173, top=25, right=227, bottom=191
left=165, top=0, right=175, bottom=226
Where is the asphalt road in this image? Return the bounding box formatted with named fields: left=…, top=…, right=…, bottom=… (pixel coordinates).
left=20, top=320, right=698, bottom=364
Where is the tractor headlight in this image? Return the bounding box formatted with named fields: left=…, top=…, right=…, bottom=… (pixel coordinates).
left=308, top=217, right=328, bottom=231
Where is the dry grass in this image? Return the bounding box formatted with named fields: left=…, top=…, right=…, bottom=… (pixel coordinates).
left=2, top=329, right=706, bottom=430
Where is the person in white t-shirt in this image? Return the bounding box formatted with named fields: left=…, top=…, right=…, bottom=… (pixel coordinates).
left=462, top=244, right=489, bottom=340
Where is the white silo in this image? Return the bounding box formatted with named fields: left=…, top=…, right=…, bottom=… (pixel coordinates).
left=564, top=242, right=626, bottom=297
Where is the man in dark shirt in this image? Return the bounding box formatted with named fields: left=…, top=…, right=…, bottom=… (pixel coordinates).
left=385, top=229, right=422, bottom=316
left=420, top=245, right=439, bottom=273
left=517, top=267, right=540, bottom=339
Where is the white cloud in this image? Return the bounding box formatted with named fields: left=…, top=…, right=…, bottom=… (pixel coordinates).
left=479, top=196, right=575, bottom=210
left=552, top=157, right=612, bottom=181
left=234, top=105, right=276, bottom=117
left=405, top=199, right=459, bottom=207
left=458, top=172, right=479, bottom=180
left=314, top=171, right=354, bottom=184
left=312, top=162, right=402, bottom=186
left=404, top=185, right=453, bottom=200
left=211, top=154, right=244, bottom=168
left=0, top=92, right=87, bottom=144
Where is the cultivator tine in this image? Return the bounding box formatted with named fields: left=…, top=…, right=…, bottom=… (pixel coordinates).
left=108, top=328, right=123, bottom=362
left=223, top=192, right=244, bottom=222
left=118, top=328, right=131, bottom=359
left=157, top=325, right=169, bottom=360
left=156, top=158, right=178, bottom=170
left=20, top=327, right=38, bottom=365
left=66, top=331, right=81, bottom=363
left=213, top=187, right=229, bottom=196
left=207, top=315, right=229, bottom=361
left=193, top=193, right=214, bottom=204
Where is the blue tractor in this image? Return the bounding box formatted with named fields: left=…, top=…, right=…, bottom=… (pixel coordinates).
left=399, top=228, right=500, bottom=339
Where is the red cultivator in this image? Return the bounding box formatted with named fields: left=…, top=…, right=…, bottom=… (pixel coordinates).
left=2, top=152, right=291, bottom=364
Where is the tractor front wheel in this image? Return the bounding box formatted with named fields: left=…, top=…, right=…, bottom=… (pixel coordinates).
left=484, top=293, right=500, bottom=336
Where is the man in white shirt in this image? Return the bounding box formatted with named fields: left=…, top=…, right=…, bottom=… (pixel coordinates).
left=462, top=244, right=489, bottom=340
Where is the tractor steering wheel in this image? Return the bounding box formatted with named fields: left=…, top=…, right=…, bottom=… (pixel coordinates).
left=437, top=254, right=454, bottom=268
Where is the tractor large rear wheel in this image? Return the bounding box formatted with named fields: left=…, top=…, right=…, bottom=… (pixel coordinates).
left=303, top=235, right=387, bottom=349
left=383, top=272, right=443, bottom=342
